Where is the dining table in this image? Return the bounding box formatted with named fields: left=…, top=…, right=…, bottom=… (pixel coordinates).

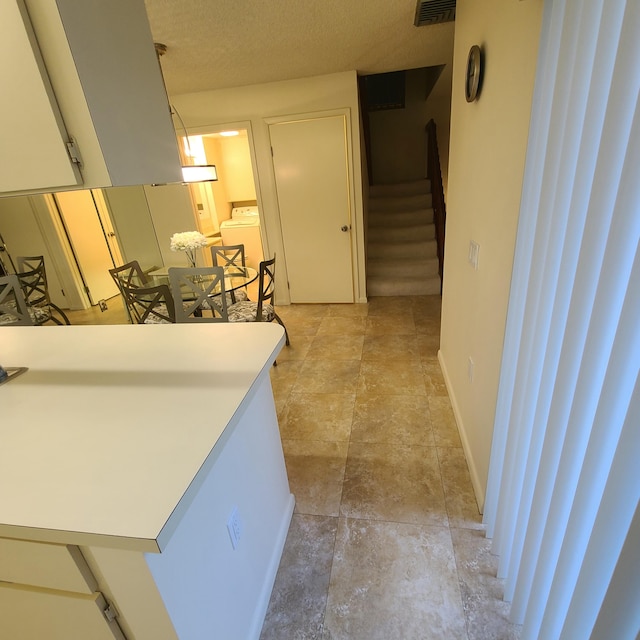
left=148, top=265, right=258, bottom=304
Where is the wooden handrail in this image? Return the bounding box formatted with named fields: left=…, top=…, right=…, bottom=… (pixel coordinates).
left=425, top=119, right=446, bottom=292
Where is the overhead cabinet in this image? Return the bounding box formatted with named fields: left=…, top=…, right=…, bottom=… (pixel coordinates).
left=0, top=0, right=182, bottom=197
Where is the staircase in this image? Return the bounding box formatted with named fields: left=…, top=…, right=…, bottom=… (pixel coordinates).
left=366, top=179, right=441, bottom=296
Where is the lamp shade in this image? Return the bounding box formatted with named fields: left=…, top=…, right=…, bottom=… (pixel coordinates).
left=181, top=165, right=218, bottom=183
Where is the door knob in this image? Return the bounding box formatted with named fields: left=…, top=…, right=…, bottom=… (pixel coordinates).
left=341, top=225, right=349, bottom=232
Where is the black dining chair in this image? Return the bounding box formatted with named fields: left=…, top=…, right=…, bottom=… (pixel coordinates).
left=0, top=274, right=34, bottom=326
left=210, top=244, right=250, bottom=304
left=109, top=260, right=149, bottom=323
left=168, top=266, right=228, bottom=323
left=16, top=255, right=71, bottom=325
left=121, top=282, right=177, bottom=324
left=227, top=255, right=290, bottom=345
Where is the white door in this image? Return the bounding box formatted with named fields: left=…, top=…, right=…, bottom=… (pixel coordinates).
left=270, top=115, right=354, bottom=303
left=54, top=191, right=119, bottom=304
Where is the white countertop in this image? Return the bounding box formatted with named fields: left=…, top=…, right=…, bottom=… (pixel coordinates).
left=0, top=323, right=285, bottom=552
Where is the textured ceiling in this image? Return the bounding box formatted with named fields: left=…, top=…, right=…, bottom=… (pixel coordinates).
left=143, top=0, right=455, bottom=97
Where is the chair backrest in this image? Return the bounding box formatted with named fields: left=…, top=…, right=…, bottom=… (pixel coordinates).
left=211, top=244, right=246, bottom=271
left=16, top=256, right=49, bottom=306
left=168, top=267, right=228, bottom=323
left=109, top=261, right=147, bottom=294
left=256, top=256, right=277, bottom=322
left=121, top=282, right=176, bottom=324
left=0, top=275, right=33, bottom=326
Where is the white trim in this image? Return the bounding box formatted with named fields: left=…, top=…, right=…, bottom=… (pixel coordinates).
left=438, top=349, right=485, bottom=514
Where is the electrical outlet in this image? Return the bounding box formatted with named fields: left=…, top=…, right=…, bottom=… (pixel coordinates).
left=227, top=507, right=242, bottom=549
left=468, top=357, right=475, bottom=382
left=98, top=299, right=108, bottom=312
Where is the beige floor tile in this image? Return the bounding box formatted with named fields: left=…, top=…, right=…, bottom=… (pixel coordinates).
left=361, top=333, right=421, bottom=361
left=260, top=514, right=337, bottom=640
left=438, top=448, right=483, bottom=530
left=280, top=393, right=355, bottom=442
left=323, top=519, right=467, bottom=640
left=317, top=316, right=367, bottom=335
left=65, top=295, right=129, bottom=325
left=429, top=396, right=462, bottom=447
left=340, top=443, right=448, bottom=527
left=409, top=294, right=442, bottom=317
left=283, top=440, right=349, bottom=517
left=294, top=360, right=361, bottom=394
left=274, top=392, right=289, bottom=423
left=269, top=360, right=303, bottom=399
left=366, top=296, right=410, bottom=316
left=260, top=299, right=511, bottom=639
left=327, top=303, right=369, bottom=317
left=358, top=360, right=427, bottom=395
left=275, top=335, right=313, bottom=361
left=365, top=314, right=416, bottom=335
left=350, top=394, right=434, bottom=446
left=307, top=334, right=365, bottom=360
left=417, top=333, right=441, bottom=359
left=423, top=359, right=449, bottom=396
left=281, top=314, right=325, bottom=336
left=450, top=528, right=521, bottom=640
left=276, top=304, right=330, bottom=319
left=414, top=314, right=442, bottom=335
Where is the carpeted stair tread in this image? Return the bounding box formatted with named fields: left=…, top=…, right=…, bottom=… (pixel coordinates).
left=369, top=180, right=431, bottom=198
left=368, top=208, right=434, bottom=228
left=369, top=193, right=433, bottom=212
left=367, top=275, right=441, bottom=296
left=367, top=257, right=439, bottom=277
left=366, top=179, right=441, bottom=297
left=368, top=238, right=437, bottom=259
left=368, top=225, right=435, bottom=243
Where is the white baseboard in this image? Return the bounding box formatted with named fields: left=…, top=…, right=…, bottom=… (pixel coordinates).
left=249, top=493, right=296, bottom=639
left=437, top=350, right=485, bottom=514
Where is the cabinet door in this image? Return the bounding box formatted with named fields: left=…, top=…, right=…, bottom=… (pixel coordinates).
left=0, top=538, right=96, bottom=593
left=0, top=584, right=125, bottom=640
left=0, top=0, right=81, bottom=193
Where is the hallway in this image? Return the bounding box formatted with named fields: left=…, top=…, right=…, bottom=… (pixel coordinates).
left=63, top=295, right=518, bottom=638
left=260, top=296, right=519, bottom=639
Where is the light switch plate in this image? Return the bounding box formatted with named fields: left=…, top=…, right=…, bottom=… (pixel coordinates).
left=468, top=241, right=480, bottom=270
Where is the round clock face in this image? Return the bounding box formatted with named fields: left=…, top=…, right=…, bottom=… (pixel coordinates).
left=465, top=45, right=482, bottom=102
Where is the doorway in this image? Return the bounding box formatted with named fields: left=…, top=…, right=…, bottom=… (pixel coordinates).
left=53, top=190, right=120, bottom=305
left=179, top=126, right=262, bottom=239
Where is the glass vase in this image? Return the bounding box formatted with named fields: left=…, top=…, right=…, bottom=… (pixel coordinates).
left=185, top=249, right=197, bottom=268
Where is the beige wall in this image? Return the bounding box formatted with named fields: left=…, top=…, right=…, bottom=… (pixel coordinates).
left=368, top=65, right=453, bottom=186
left=171, top=71, right=367, bottom=303
left=439, top=0, right=544, bottom=509
left=217, top=133, right=257, bottom=204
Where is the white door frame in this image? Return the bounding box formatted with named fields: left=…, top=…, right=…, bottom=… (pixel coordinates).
left=38, top=194, right=91, bottom=309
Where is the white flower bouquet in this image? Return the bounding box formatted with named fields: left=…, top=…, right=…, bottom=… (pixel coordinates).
left=170, top=231, right=208, bottom=252
left=170, top=231, right=207, bottom=267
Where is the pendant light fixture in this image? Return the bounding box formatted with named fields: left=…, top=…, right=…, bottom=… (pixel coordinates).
left=154, top=43, right=217, bottom=184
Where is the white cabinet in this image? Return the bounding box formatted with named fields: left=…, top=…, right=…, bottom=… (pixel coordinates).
left=0, top=0, right=182, bottom=197
left=0, top=539, right=126, bottom=640
left=0, top=324, right=293, bottom=639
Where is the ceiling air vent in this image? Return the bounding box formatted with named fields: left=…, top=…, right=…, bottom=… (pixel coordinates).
left=414, top=0, right=456, bottom=26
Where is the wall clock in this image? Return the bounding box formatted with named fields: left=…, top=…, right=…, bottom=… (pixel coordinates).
left=465, top=45, right=483, bottom=102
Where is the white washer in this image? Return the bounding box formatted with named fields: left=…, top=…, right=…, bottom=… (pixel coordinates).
left=219, top=206, right=264, bottom=270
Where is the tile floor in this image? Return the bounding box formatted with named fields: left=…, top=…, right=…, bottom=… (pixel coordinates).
left=64, top=294, right=519, bottom=639
left=260, top=296, right=520, bottom=640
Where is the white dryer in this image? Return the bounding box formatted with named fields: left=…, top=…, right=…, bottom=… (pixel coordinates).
left=219, top=206, right=264, bottom=270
